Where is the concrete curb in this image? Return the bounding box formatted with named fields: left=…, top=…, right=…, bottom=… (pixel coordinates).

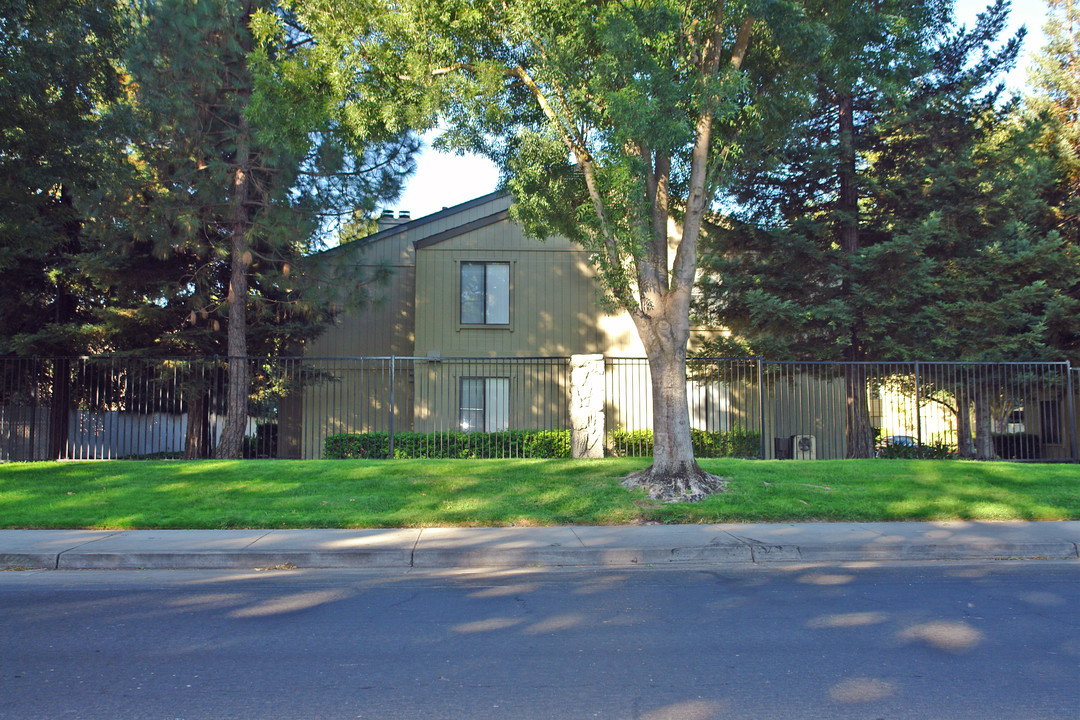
left=1, top=523, right=1078, bottom=571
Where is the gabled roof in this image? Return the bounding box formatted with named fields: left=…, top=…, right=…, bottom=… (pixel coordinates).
left=413, top=208, right=510, bottom=249
left=317, top=190, right=510, bottom=259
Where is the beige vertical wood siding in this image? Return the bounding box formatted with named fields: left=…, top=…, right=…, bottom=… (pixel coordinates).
left=297, top=193, right=725, bottom=452
left=411, top=358, right=569, bottom=433
left=302, top=224, right=416, bottom=358
left=298, top=359, right=415, bottom=458
left=414, top=218, right=645, bottom=358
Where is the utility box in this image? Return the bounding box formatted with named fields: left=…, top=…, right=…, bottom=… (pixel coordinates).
left=790, top=434, right=816, bottom=460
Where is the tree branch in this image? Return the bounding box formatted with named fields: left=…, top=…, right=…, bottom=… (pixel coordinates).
left=672, top=14, right=754, bottom=305
left=511, top=63, right=636, bottom=311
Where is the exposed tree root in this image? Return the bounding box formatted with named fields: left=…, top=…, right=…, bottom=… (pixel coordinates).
left=621, top=463, right=729, bottom=503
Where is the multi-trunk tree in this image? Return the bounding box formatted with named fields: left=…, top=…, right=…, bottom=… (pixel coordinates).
left=285, top=0, right=825, bottom=499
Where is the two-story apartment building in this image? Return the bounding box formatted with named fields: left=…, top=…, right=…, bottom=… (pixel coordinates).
left=289, top=191, right=680, bottom=457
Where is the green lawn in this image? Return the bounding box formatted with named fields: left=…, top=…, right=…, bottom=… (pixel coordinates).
left=0, top=458, right=1077, bottom=529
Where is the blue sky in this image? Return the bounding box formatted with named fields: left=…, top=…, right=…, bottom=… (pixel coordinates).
left=392, top=1, right=1051, bottom=220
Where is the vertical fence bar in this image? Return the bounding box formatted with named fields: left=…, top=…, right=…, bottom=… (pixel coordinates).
left=29, top=357, right=38, bottom=461
left=1068, top=363, right=1078, bottom=463
left=393, top=356, right=401, bottom=462
left=914, top=361, right=922, bottom=460
left=5, top=355, right=1078, bottom=464
left=757, top=357, right=766, bottom=459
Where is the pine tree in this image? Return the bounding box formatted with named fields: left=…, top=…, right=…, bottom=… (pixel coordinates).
left=697, top=0, right=1029, bottom=457
left=0, top=0, right=125, bottom=457
left=86, top=0, right=418, bottom=458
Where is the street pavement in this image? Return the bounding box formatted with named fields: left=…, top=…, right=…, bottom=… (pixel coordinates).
left=2, top=520, right=1078, bottom=570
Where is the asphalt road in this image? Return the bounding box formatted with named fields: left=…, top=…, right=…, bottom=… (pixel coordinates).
left=1, top=562, right=1077, bottom=720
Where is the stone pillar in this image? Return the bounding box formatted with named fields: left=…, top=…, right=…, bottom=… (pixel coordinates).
left=570, top=354, right=605, bottom=459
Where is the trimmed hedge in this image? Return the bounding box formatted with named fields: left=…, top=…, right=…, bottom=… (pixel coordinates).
left=607, top=426, right=762, bottom=458
left=875, top=440, right=956, bottom=460
left=324, top=430, right=573, bottom=459
left=325, top=426, right=762, bottom=460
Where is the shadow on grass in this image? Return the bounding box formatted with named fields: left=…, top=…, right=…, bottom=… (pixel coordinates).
left=0, top=458, right=1076, bottom=529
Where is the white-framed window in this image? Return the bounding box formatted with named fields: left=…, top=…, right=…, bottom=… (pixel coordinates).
left=460, top=262, right=510, bottom=325
left=459, top=377, right=510, bottom=432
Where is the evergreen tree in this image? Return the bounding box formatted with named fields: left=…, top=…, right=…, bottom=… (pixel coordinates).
left=0, top=0, right=123, bottom=355
left=0, top=0, right=125, bottom=457
left=697, top=0, right=1033, bottom=457
left=85, top=0, right=418, bottom=458
left=1027, top=0, right=1080, bottom=360
left=1030, top=0, right=1080, bottom=236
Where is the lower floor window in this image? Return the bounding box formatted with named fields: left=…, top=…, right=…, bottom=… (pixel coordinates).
left=460, top=377, right=510, bottom=432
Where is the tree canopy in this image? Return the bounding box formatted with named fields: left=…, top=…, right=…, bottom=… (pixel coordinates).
left=280, top=0, right=833, bottom=497
left=1, top=0, right=422, bottom=458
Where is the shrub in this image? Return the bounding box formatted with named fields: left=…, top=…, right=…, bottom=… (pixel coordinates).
left=875, top=440, right=956, bottom=460
left=324, top=430, right=573, bottom=459
left=606, top=426, right=762, bottom=458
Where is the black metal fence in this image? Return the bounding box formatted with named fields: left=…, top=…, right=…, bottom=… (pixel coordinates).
left=0, top=355, right=1076, bottom=462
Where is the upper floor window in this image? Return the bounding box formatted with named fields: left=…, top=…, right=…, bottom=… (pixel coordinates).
left=461, top=262, right=510, bottom=325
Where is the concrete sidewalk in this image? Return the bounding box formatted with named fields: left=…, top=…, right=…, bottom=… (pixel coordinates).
left=2, top=521, right=1078, bottom=571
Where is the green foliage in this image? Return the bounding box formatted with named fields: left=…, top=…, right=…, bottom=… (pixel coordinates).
left=324, top=430, right=573, bottom=459
left=81, top=0, right=410, bottom=356
left=325, top=426, right=763, bottom=460
left=874, top=439, right=957, bottom=460
left=0, top=0, right=421, bottom=361
left=607, top=427, right=762, bottom=458
left=0, top=0, right=124, bottom=355
left=1024, top=0, right=1080, bottom=359
left=698, top=0, right=1041, bottom=363
left=287, top=0, right=835, bottom=474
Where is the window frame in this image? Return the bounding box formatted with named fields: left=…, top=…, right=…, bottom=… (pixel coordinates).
left=459, top=376, right=510, bottom=432
left=458, top=260, right=513, bottom=329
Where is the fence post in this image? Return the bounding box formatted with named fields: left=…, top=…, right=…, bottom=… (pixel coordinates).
left=757, top=357, right=766, bottom=459
left=29, top=356, right=38, bottom=461
left=1067, top=362, right=1078, bottom=464
left=388, top=356, right=396, bottom=459
left=914, top=361, right=922, bottom=460
left=569, top=354, right=605, bottom=458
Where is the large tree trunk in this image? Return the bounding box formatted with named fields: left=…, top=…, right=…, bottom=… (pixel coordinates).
left=47, top=187, right=79, bottom=460
left=955, top=390, right=975, bottom=458
left=47, top=357, right=71, bottom=460
left=216, top=226, right=252, bottom=458
left=844, top=362, right=873, bottom=458
left=216, top=118, right=253, bottom=459
left=216, top=1, right=256, bottom=460
left=622, top=306, right=725, bottom=502
left=973, top=384, right=997, bottom=460
left=183, top=388, right=212, bottom=459
left=836, top=92, right=874, bottom=458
